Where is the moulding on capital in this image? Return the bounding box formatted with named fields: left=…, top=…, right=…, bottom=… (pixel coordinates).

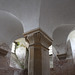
left=23, top=28, right=53, bottom=42
left=24, top=29, right=52, bottom=50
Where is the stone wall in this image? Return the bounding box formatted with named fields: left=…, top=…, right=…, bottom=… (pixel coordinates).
left=0, top=43, right=24, bottom=75
left=0, top=68, right=24, bottom=75
left=50, top=56, right=75, bottom=75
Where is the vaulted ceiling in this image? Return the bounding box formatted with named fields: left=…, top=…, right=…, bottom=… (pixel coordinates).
left=0, top=11, right=23, bottom=45
left=0, top=0, right=75, bottom=44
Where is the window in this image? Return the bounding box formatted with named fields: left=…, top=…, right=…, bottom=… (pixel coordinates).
left=10, top=38, right=29, bottom=69
left=49, top=45, right=53, bottom=68
left=67, top=30, right=75, bottom=63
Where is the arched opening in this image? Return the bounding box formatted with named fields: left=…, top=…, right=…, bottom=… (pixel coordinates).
left=52, top=25, right=75, bottom=60
left=50, top=25, right=75, bottom=75
left=49, top=45, right=53, bottom=69
left=10, top=38, right=29, bottom=70
left=67, top=30, right=75, bottom=63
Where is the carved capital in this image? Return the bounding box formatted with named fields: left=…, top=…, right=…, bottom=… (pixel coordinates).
left=24, top=29, right=52, bottom=50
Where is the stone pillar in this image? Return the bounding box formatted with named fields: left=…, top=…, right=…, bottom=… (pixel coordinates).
left=24, top=29, right=52, bottom=75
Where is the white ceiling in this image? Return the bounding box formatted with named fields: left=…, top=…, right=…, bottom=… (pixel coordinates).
left=53, top=25, right=75, bottom=44
left=0, top=0, right=75, bottom=40
left=0, top=11, right=23, bottom=45
left=52, top=25, right=75, bottom=54
left=39, top=0, right=75, bottom=38
left=0, top=0, right=41, bottom=33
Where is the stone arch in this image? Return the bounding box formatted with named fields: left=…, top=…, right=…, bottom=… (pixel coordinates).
left=0, top=10, right=24, bottom=51
left=50, top=25, right=75, bottom=75
left=52, top=25, right=75, bottom=56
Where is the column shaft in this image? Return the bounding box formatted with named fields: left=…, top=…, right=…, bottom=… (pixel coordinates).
left=24, top=30, right=52, bottom=75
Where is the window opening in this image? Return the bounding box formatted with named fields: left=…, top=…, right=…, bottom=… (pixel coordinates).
left=10, top=38, right=29, bottom=69
left=49, top=45, right=53, bottom=68
left=67, top=30, right=75, bottom=63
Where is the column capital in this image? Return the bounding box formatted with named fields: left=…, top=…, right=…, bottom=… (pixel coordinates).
left=24, top=28, right=52, bottom=50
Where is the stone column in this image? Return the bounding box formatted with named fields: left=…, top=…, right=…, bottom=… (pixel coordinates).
left=24, top=29, right=52, bottom=75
